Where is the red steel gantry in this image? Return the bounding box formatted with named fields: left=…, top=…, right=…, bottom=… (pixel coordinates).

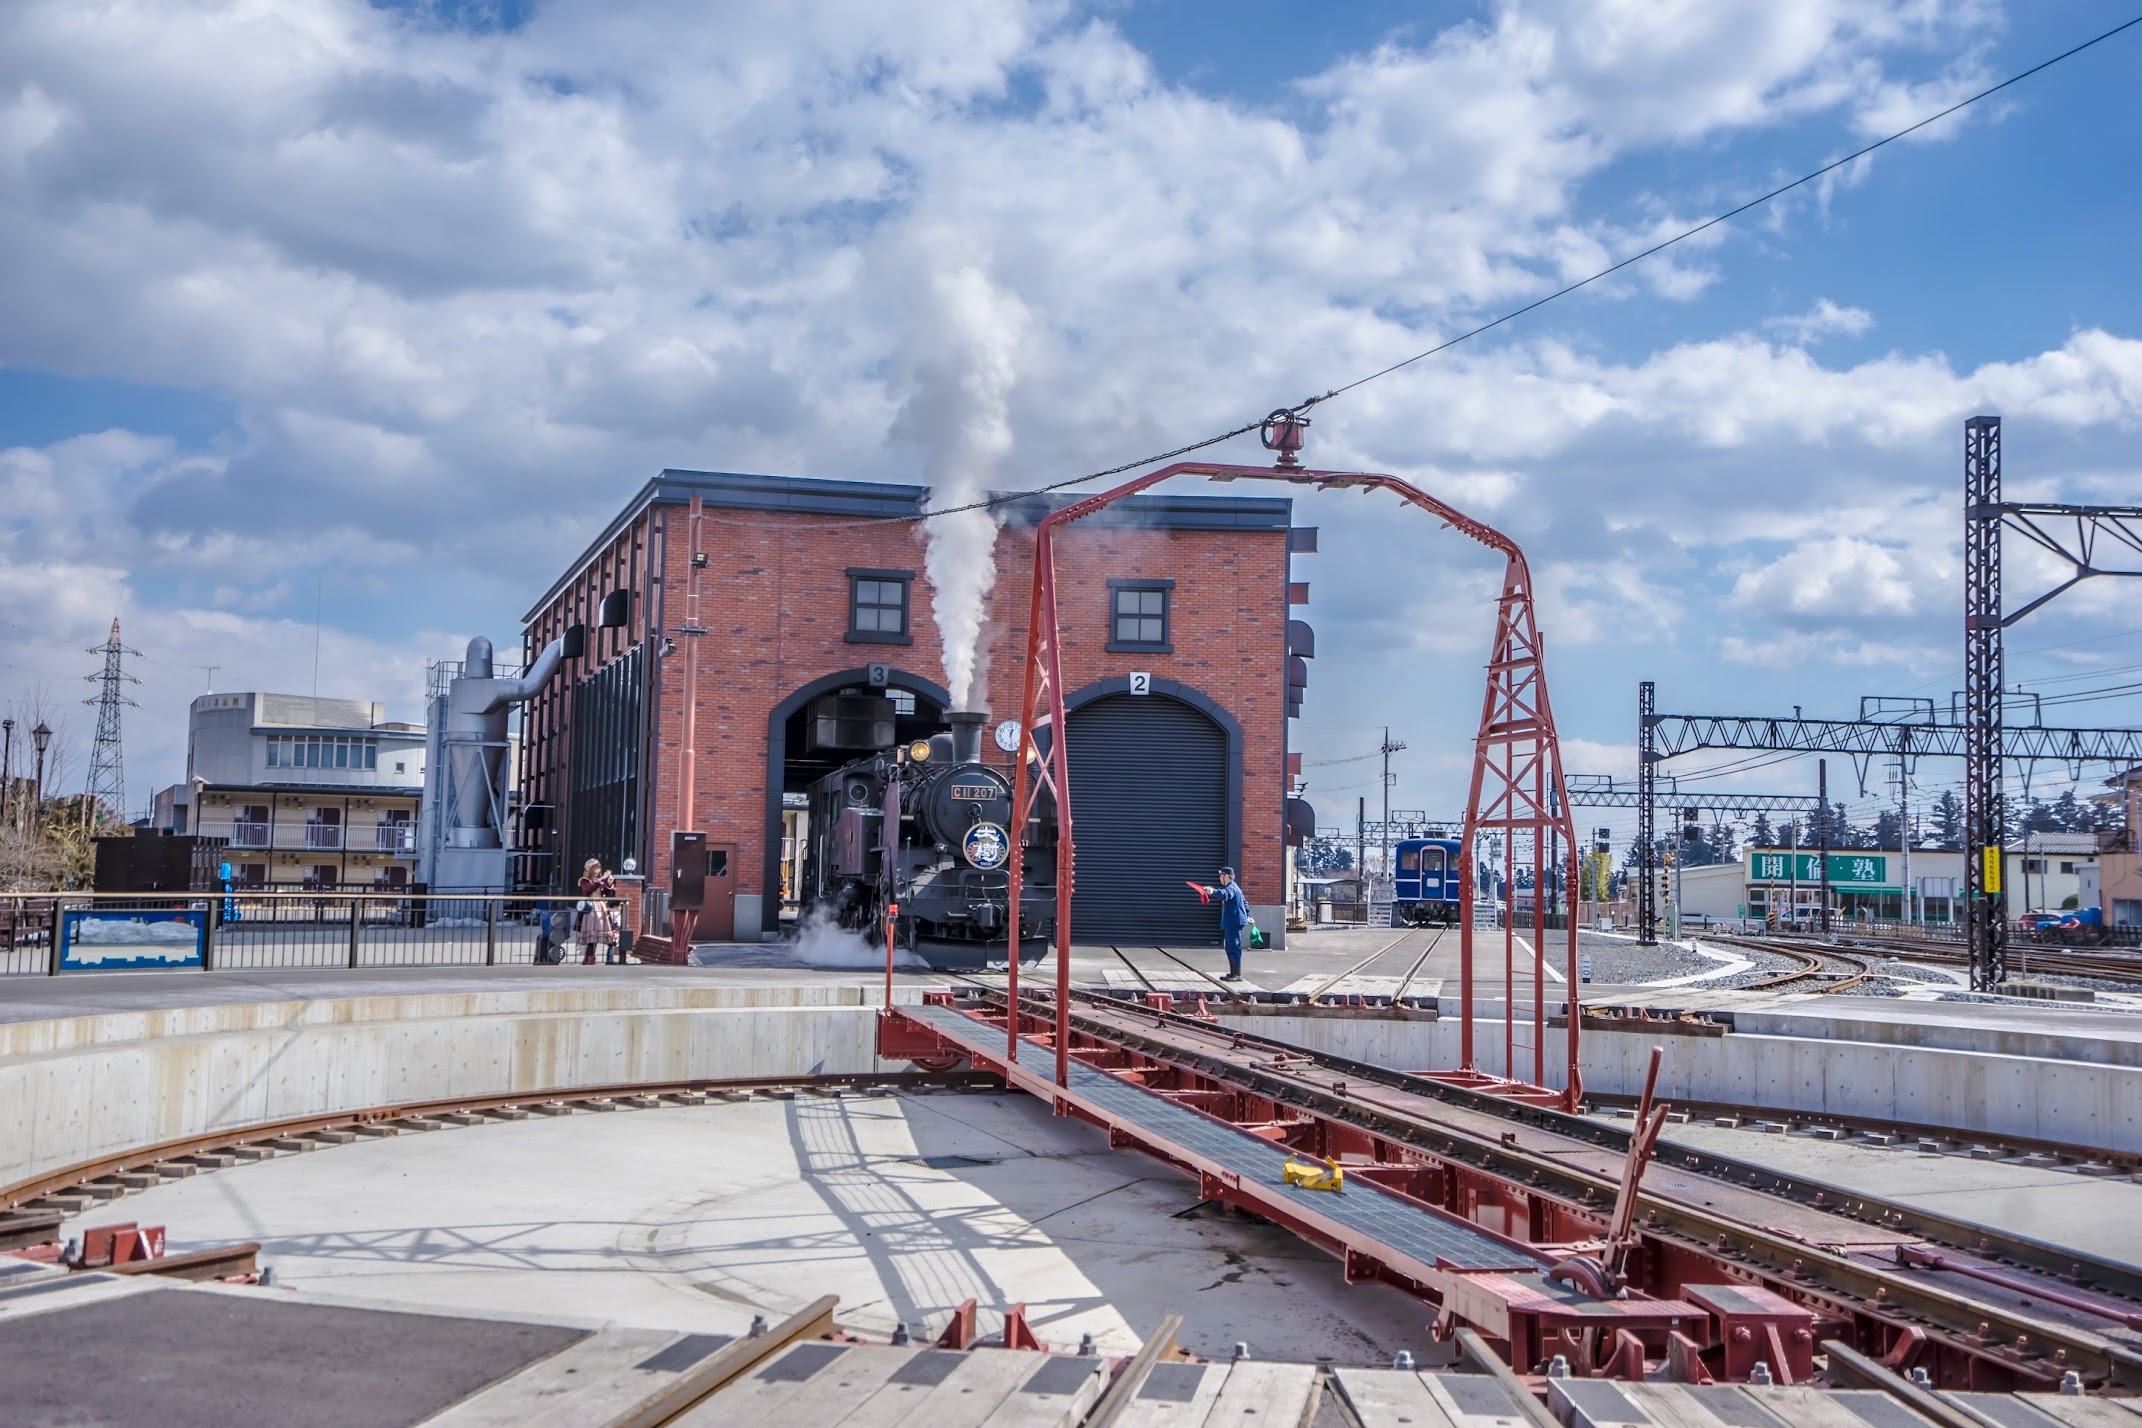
left=999, top=414, right=1583, bottom=1109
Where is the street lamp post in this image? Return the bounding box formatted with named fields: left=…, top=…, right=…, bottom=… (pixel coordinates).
left=30, top=721, right=52, bottom=834
left=1, top=717, right=12, bottom=829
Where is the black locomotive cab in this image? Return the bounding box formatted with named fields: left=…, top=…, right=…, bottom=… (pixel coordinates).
left=799, top=711, right=1055, bottom=970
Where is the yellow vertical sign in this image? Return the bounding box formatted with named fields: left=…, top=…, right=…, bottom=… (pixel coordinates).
left=1982, top=846, right=2002, bottom=895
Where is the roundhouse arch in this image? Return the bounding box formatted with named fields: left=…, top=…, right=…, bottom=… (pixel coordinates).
left=1061, top=676, right=1242, bottom=945
left=762, top=667, right=952, bottom=937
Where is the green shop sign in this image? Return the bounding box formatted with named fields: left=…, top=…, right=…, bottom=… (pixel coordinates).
left=1746, top=852, right=1888, bottom=884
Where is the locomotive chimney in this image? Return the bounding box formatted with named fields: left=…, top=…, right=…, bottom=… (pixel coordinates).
left=945, top=711, right=986, bottom=764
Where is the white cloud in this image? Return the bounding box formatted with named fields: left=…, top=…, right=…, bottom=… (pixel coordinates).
left=1764, top=298, right=1875, bottom=343
left=1726, top=535, right=1931, bottom=618
left=4, top=0, right=2132, bottom=818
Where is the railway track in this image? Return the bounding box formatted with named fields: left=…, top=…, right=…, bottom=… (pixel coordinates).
left=939, top=982, right=2142, bottom=1390
left=1105, top=928, right=1447, bottom=1007
left=16, top=991, right=2141, bottom=1395
left=0, top=1069, right=995, bottom=1220
left=1699, top=934, right=1876, bottom=992
left=1300, top=925, right=1445, bottom=1003
left=1721, top=930, right=2142, bottom=990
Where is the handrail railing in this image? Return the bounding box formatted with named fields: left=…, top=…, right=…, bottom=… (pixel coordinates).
left=0, top=890, right=597, bottom=977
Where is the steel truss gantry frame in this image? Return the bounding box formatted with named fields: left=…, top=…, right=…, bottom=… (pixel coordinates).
left=1966, top=416, right=2142, bottom=988
left=1569, top=772, right=1820, bottom=946
left=1634, top=688, right=2142, bottom=954
left=1635, top=696, right=2142, bottom=959
left=1003, top=418, right=1583, bottom=1109
left=1630, top=421, right=2142, bottom=982
left=1567, top=775, right=1818, bottom=814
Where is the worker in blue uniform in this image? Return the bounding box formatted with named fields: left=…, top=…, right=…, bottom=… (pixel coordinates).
left=1214, top=866, right=1250, bottom=981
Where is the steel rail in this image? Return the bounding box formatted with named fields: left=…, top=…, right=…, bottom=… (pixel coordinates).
left=1704, top=936, right=1874, bottom=993
left=1044, top=987, right=2142, bottom=1304
left=951, top=991, right=2142, bottom=1386
left=1012, top=982, right=2142, bottom=1283
left=1727, top=930, right=2142, bottom=988
left=598, top=1295, right=840, bottom=1428
left=1577, top=1087, right=2141, bottom=1173
left=1082, top=1315, right=1187, bottom=1428
left=1821, top=1338, right=1990, bottom=1428
left=1392, top=928, right=1446, bottom=1003
left=104, top=1242, right=261, bottom=1281
left=3, top=1070, right=995, bottom=1214
left=1141, top=944, right=1249, bottom=1002
left=1107, top=946, right=1157, bottom=992
left=1306, top=927, right=1424, bottom=1002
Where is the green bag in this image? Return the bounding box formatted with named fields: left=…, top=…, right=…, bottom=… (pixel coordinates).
left=1247, top=921, right=1268, bottom=950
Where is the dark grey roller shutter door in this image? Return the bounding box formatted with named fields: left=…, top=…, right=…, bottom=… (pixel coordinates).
left=1065, top=693, right=1229, bottom=944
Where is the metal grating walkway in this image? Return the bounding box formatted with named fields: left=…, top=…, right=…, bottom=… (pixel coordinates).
left=902, top=1003, right=1545, bottom=1274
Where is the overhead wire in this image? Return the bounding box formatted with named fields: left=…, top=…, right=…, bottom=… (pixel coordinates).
left=696, top=13, right=2142, bottom=532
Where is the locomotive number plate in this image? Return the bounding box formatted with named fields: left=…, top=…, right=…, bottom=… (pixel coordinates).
left=948, top=783, right=997, bottom=800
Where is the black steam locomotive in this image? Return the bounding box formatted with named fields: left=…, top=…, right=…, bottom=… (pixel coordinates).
left=799, top=711, right=1056, bottom=970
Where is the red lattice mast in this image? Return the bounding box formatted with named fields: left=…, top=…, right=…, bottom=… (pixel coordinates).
left=1004, top=415, right=1582, bottom=1109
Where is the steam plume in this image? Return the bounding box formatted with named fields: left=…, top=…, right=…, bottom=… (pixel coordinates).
left=893, top=265, right=1029, bottom=711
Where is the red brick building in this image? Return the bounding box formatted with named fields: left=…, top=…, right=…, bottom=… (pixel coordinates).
left=519, top=470, right=1313, bottom=946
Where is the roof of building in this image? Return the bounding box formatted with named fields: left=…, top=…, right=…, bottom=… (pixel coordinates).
left=526, top=467, right=1296, bottom=622
left=2017, top=831, right=2102, bottom=855
left=189, top=692, right=423, bottom=734
left=1737, top=838, right=2099, bottom=860
left=196, top=780, right=425, bottom=797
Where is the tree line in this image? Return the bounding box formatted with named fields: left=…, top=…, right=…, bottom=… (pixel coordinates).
left=1641, top=787, right=2120, bottom=869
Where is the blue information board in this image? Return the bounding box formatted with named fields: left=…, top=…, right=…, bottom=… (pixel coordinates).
left=58, top=908, right=208, bottom=972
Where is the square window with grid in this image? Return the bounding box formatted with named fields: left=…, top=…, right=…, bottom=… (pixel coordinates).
left=1112, top=586, right=1168, bottom=646
left=850, top=577, right=908, bottom=635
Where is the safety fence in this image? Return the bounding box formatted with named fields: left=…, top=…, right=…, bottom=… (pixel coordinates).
left=1838, top=915, right=2142, bottom=949
left=0, top=891, right=619, bottom=977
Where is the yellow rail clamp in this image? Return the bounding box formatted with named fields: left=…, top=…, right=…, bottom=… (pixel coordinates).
left=1282, top=1156, right=1344, bottom=1192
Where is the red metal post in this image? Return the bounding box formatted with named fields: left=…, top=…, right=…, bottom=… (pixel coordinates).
left=1008, top=452, right=1582, bottom=1106
left=670, top=495, right=705, bottom=954
left=884, top=900, right=897, bottom=1011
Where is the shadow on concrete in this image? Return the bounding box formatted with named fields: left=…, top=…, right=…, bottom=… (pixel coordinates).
left=891, top=1090, right=1445, bottom=1365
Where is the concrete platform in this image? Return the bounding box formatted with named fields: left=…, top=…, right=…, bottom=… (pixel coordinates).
left=88, top=1088, right=1438, bottom=1365
left=1229, top=993, right=2142, bottom=1155
left=1643, top=1118, right=2142, bottom=1270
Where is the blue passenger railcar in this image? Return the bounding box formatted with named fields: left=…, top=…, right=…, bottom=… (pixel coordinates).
left=1392, top=838, right=1463, bottom=926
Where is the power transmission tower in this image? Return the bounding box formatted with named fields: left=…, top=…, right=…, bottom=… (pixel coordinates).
left=83, top=617, right=141, bottom=819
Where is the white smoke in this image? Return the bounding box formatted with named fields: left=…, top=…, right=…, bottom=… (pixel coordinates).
left=892, top=264, right=1030, bottom=712
left=791, top=904, right=929, bottom=971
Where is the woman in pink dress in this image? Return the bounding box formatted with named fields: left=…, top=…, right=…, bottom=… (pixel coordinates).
left=576, top=858, right=620, bottom=964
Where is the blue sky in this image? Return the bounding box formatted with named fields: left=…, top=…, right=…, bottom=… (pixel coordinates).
left=2, top=0, right=2139, bottom=844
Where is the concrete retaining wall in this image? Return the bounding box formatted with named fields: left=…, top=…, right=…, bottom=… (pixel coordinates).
left=1226, top=1014, right=2142, bottom=1155
left=2, top=985, right=915, bottom=1194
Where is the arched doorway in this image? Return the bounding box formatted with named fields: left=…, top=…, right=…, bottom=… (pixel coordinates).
left=762, top=668, right=951, bottom=936
left=1064, top=679, right=1239, bottom=944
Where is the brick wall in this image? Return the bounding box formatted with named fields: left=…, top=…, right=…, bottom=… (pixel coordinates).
left=523, top=494, right=1292, bottom=929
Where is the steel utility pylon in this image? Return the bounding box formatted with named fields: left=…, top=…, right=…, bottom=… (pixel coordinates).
left=83, top=617, right=141, bottom=819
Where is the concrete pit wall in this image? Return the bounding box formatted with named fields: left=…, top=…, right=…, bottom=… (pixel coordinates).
left=1225, top=1014, right=2142, bottom=1156
left=1, top=985, right=914, bottom=1195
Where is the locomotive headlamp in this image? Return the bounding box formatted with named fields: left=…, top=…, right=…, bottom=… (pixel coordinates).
left=907, top=740, right=932, bottom=763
